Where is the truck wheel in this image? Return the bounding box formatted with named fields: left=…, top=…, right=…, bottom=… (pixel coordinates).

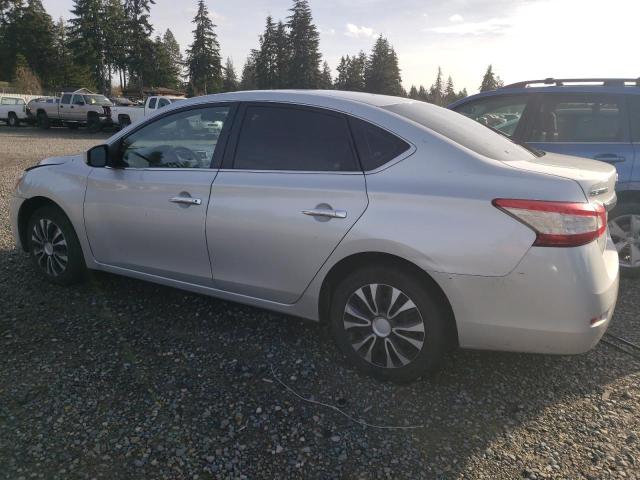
left=8, top=112, right=19, bottom=127
left=118, top=115, right=131, bottom=129
left=87, top=114, right=102, bottom=133
left=37, top=111, right=50, bottom=129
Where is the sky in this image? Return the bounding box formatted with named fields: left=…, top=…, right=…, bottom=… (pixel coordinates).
left=42, top=0, right=640, bottom=94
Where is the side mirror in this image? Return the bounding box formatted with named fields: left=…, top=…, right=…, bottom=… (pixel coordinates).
left=86, top=144, right=109, bottom=167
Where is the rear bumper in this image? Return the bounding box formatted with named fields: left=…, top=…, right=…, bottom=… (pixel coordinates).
left=433, top=235, right=620, bottom=355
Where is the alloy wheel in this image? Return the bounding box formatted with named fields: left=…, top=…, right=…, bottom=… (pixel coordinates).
left=609, top=214, right=640, bottom=268
left=343, top=283, right=425, bottom=368
left=31, top=219, right=68, bottom=277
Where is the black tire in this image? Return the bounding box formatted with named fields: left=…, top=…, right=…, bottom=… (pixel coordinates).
left=8, top=112, right=19, bottom=127
left=329, top=266, right=449, bottom=382
left=609, top=202, right=640, bottom=278
left=118, top=115, right=131, bottom=129
left=26, top=206, right=86, bottom=285
left=87, top=114, right=102, bottom=133
left=37, top=111, right=50, bottom=129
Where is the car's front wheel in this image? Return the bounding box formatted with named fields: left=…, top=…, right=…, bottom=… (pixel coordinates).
left=330, top=266, right=449, bottom=382
left=609, top=202, right=640, bottom=277
left=27, top=206, right=85, bottom=285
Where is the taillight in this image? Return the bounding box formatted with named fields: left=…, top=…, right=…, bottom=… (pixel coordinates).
left=493, top=199, right=607, bottom=247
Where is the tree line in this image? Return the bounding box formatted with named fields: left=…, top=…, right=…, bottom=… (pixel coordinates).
left=0, top=0, right=504, bottom=103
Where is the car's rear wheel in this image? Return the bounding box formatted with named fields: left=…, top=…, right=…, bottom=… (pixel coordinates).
left=329, top=266, right=448, bottom=382
left=609, top=202, right=640, bottom=277
left=27, top=206, right=85, bottom=285
left=37, top=111, right=50, bottom=129
left=8, top=112, right=19, bottom=127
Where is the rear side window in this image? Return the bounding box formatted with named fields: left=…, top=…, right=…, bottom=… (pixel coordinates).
left=453, top=95, right=528, bottom=137
left=349, top=117, right=410, bottom=170
left=234, top=105, right=358, bottom=171
left=628, top=95, right=640, bottom=142
left=527, top=94, right=625, bottom=143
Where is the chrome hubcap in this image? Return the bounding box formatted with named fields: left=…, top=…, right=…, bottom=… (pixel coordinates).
left=343, top=283, right=425, bottom=369
left=31, top=219, right=68, bottom=277
left=609, top=214, right=640, bottom=268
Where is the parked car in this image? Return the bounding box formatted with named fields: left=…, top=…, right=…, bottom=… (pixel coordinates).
left=111, top=95, right=184, bottom=128
left=10, top=91, right=619, bottom=381
left=25, top=97, right=56, bottom=124
left=0, top=95, right=28, bottom=126
left=30, top=88, right=113, bottom=131
left=449, top=78, right=640, bottom=275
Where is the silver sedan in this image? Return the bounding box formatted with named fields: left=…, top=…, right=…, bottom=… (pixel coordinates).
left=10, top=90, right=620, bottom=382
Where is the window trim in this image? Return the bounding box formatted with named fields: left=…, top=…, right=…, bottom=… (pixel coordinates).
left=108, top=102, right=238, bottom=171
left=524, top=92, right=630, bottom=144
left=222, top=101, right=362, bottom=174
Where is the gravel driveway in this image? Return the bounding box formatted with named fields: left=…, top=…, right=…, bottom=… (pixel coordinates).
left=1, top=126, right=639, bottom=480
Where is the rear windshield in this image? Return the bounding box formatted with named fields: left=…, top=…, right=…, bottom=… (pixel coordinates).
left=383, top=102, right=536, bottom=162
left=83, top=95, right=112, bottom=106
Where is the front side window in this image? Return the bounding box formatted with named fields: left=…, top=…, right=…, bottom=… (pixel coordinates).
left=60, top=93, right=72, bottom=104
left=527, top=94, right=625, bottom=143
left=72, top=95, right=85, bottom=105
left=120, top=106, right=230, bottom=169
left=234, top=105, right=358, bottom=171
left=148, top=97, right=157, bottom=109
left=453, top=95, right=529, bottom=137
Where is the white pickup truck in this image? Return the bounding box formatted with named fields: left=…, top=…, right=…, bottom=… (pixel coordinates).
left=111, top=95, right=184, bottom=128
left=30, top=89, right=113, bottom=131
left=0, top=96, right=28, bottom=127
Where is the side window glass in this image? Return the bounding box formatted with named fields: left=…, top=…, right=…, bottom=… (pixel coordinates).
left=121, top=106, right=230, bottom=169
left=628, top=96, right=640, bottom=142
left=60, top=93, right=72, bottom=104
left=1, top=97, right=14, bottom=105
left=454, top=95, right=528, bottom=137
left=148, top=97, right=157, bottom=109
left=234, top=105, right=357, bottom=171
left=349, top=117, right=410, bottom=170
left=73, top=95, right=85, bottom=105
left=528, top=95, right=624, bottom=142
left=158, top=98, right=170, bottom=108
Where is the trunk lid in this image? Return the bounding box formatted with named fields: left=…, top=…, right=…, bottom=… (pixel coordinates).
left=507, top=152, right=617, bottom=208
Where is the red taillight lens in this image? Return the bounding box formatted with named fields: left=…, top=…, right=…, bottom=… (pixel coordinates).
left=493, top=198, right=607, bottom=247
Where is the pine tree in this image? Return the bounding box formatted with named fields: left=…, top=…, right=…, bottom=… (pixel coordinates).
left=162, top=29, right=183, bottom=89
left=318, top=61, right=332, bottom=89
left=273, top=20, right=289, bottom=88
left=418, top=85, right=428, bottom=102
left=186, top=0, right=222, bottom=96
left=13, top=52, right=41, bottom=93
left=286, top=0, right=321, bottom=88
left=479, top=64, right=503, bottom=92
left=124, top=0, right=155, bottom=93
left=428, top=66, right=444, bottom=105
left=334, top=55, right=349, bottom=90
left=364, top=36, right=403, bottom=95
left=408, top=85, right=418, bottom=99
left=102, top=0, right=127, bottom=92
left=240, top=51, right=258, bottom=90
left=222, top=57, right=238, bottom=92
left=443, top=75, right=456, bottom=105
left=69, top=0, right=108, bottom=91
left=255, top=15, right=278, bottom=89
left=50, top=17, right=94, bottom=90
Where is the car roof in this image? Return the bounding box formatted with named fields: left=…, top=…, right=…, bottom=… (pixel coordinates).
left=182, top=89, right=414, bottom=110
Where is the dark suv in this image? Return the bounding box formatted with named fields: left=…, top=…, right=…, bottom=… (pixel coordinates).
left=449, top=78, right=640, bottom=276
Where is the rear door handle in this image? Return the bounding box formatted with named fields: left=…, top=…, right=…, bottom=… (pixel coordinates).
left=593, top=154, right=625, bottom=163
left=302, top=208, right=347, bottom=219
left=169, top=196, right=202, bottom=206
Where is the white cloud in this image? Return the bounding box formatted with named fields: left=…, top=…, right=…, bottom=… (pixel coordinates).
left=320, top=27, right=337, bottom=36
left=449, top=14, right=464, bottom=23
left=429, top=17, right=512, bottom=35
left=344, top=23, right=376, bottom=39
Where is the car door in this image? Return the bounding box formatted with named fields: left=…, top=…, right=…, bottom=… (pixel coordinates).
left=207, top=103, right=368, bottom=304
left=627, top=95, right=640, bottom=187
left=59, top=93, right=72, bottom=120
left=0, top=97, right=10, bottom=120
left=524, top=93, right=634, bottom=183
left=84, top=103, right=235, bottom=284
left=69, top=94, right=87, bottom=121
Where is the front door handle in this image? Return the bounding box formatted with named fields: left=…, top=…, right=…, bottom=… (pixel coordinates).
left=169, top=196, right=202, bottom=206
left=302, top=208, right=347, bottom=219
left=593, top=153, right=625, bottom=163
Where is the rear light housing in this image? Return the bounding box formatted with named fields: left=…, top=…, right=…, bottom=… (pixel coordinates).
left=493, top=198, right=607, bottom=247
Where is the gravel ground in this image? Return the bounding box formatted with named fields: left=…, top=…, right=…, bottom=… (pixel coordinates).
left=1, top=126, right=639, bottom=480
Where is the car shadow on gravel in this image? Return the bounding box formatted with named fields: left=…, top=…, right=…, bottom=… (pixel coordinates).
left=1, top=247, right=639, bottom=479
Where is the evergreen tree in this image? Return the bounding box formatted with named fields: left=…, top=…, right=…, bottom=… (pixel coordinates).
left=102, top=0, right=127, bottom=92
left=186, top=0, right=222, bottom=95
left=162, top=29, right=183, bottom=89
left=318, top=60, right=332, bottom=89
left=418, top=85, right=428, bottom=101
left=273, top=20, right=289, bottom=88
left=443, top=75, right=456, bottom=105
left=364, top=36, right=403, bottom=95
left=255, top=15, right=277, bottom=89
left=50, top=17, right=94, bottom=89
left=428, top=66, right=444, bottom=105
left=69, top=0, right=108, bottom=91
left=124, top=0, right=155, bottom=93
left=286, top=0, right=321, bottom=88
left=13, top=52, right=41, bottom=93
left=334, top=55, right=349, bottom=90
left=408, top=85, right=418, bottom=99
left=222, top=57, right=238, bottom=92
left=334, top=52, right=366, bottom=91
left=240, top=50, right=258, bottom=90
left=479, top=64, right=503, bottom=92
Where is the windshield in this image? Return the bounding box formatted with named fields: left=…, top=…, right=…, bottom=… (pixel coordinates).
left=383, top=101, right=537, bottom=162
left=83, top=95, right=112, bottom=106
